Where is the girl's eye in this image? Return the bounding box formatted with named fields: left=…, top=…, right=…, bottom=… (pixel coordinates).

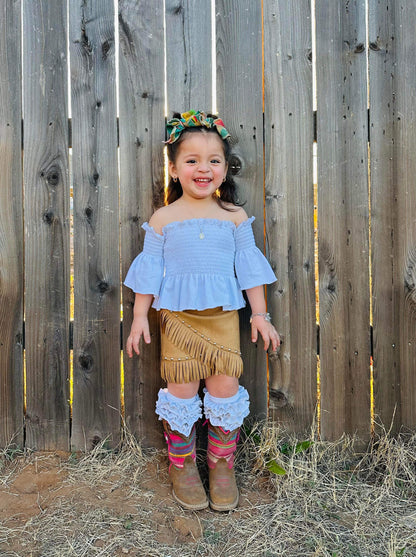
left=186, top=159, right=196, bottom=164
left=211, top=159, right=221, bottom=164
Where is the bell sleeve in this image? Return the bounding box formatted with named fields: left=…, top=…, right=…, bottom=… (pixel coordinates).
left=124, top=223, right=164, bottom=296
left=234, top=217, right=277, bottom=290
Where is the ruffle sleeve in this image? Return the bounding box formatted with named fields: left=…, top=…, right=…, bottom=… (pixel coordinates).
left=234, top=217, right=277, bottom=290
left=124, top=223, right=164, bottom=296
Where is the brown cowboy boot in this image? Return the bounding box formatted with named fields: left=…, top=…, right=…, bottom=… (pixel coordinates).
left=207, top=423, right=240, bottom=511
left=163, top=420, right=208, bottom=510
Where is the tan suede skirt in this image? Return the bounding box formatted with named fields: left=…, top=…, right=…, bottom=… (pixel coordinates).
left=160, top=307, right=243, bottom=384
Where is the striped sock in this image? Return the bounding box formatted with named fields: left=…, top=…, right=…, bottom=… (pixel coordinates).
left=164, top=424, right=196, bottom=469
left=207, top=424, right=240, bottom=469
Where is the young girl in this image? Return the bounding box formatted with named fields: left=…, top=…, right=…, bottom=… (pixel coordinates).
left=125, top=110, right=280, bottom=511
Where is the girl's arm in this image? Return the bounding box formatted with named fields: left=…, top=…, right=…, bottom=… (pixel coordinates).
left=126, top=293, right=154, bottom=358
left=245, top=285, right=280, bottom=352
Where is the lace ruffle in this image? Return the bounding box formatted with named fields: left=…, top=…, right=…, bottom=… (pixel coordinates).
left=155, top=389, right=202, bottom=436
left=203, top=386, right=250, bottom=431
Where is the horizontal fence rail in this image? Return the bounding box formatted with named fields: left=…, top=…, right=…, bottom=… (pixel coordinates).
left=0, top=0, right=415, bottom=451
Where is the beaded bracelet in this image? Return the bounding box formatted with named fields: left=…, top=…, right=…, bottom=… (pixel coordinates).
left=249, top=312, right=272, bottom=323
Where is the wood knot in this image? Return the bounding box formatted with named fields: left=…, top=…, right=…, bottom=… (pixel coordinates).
left=79, top=28, right=92, bottom=56
left=42, top=210, right=55, bottom=225
left=327, top=281, right=336, bottom=293
left=79, top=354, right=93, bottom=371
left=319, top=242, right=338, bottom=324
left=354, top=43, right=365, bottom=53
left=41, top=165, right=60, bottom=187
left=229, top=155, right=242, bottom=176
left=270, top=389, right=289, bottom=408
left=404, top=247, right=416, bottom=308
left=97, top=280, right=110, bottom=294
left=102, top=39, right=112, bottom=59
left=47, top=170, right=60, bottom=186
left=91, top=172, right=99, bottom=186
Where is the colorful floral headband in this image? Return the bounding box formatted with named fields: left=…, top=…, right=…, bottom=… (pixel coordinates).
left=165, top=110, right=231, bottom=144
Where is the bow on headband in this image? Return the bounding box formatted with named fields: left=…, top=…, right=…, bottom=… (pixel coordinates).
left=165, top=110, right=231, bottom=144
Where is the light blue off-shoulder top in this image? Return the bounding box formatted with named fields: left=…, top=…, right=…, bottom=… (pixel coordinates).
left=124, top=216, right=276, bottom=311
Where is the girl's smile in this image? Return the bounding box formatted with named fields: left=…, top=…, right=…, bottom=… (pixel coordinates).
left=168, top=133, right=228, bottom=201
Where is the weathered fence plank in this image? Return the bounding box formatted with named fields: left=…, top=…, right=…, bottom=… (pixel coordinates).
left=165, top=0, right=212, bottom=113
left=368, top=0, right=399, bottom=433
left=70, top=0, right=120, bottom=450
left=215, top=0, right=267, bottom=418
left=2, top=1, right=416, bottom=451
left=119, top=0, right=165, bottom=447
left=316, top=0, right=371, bottom=440
left=23, top=0, right=70, bottom=450
left=369, top=0, right=416, bottom=432
left=0, top=0, right=24, bottom=448
left=264, top=0, right=317, bottom=432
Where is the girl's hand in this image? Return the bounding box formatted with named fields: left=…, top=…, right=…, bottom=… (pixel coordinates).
left=126, top=316, right=151, bottom=358
left=251, top=315, right=280, bottom=352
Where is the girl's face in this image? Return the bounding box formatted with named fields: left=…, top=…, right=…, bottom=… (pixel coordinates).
left=168, top=132, right=228, bottom=201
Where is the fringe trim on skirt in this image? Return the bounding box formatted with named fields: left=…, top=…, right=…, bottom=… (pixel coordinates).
left=160, top=307, right=243, bottom=384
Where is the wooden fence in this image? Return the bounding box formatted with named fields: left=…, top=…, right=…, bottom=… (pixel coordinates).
left=0, top=0, right=415, bottom=451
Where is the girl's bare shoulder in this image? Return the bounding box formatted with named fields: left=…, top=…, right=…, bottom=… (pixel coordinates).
left=148, top=203, right=181, bottom=234
left=222, top=204, right=248, bottom=226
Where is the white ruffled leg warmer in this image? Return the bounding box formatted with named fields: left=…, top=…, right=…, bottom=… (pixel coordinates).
left=155, top=388, right=203, bottom=437
left=203, top=385, right=250, bottom=431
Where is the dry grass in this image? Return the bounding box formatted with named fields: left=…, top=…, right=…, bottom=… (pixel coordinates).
left=1, top=422, right=415, bottom=556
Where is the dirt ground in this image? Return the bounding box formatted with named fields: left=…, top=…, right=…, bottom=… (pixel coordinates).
left=0, top=441, right=273, bottom=557
left=1, top=424, right=416, bottom=557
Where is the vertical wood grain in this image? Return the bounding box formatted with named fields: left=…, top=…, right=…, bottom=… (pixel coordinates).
left=119, top=0, right=165, bottom=448
left=215, top=0, right=267, bottom=418
left=2, top=1, right=416, bottom=451
left=0, top=0, right=24, bottom=448
left=316, top=0, right=371, bottom=441
left=165, top=0, right=212, bottom=113
left=23, top=0, right=70, bottom=450
left=264, top=0, right=317, bottom=432
left=70, top=0, right=120, bottom=450
left=369, top=0, right=416, bottom=432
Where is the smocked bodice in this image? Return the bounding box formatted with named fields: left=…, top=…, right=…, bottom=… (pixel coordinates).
left=124, top=217, right=276, bottom=311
